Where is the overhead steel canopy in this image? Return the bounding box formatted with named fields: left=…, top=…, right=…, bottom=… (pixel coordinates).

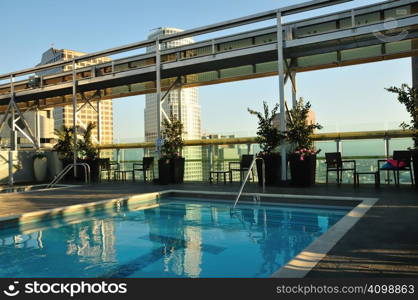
left=1, top=0, right=418, bottom=112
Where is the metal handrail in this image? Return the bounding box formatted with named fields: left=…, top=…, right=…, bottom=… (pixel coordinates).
left=46, top=163, right=91, bottom=188
left=232, top=157, right=265, bottom=209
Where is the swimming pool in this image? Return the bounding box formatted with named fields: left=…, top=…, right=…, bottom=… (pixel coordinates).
left=0, top=193, right=356, bottom=278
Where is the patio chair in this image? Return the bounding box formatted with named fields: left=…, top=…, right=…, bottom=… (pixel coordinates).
left=133, top=157, right=155, bottom=182
left=99, top=158, right=119, bottom=181
left=325, top=152, right=356, bottom=185
left=378, top=151, right=414, bottom=186
left=228, top=154, right=254, bottom=183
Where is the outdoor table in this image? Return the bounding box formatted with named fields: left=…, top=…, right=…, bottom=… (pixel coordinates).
left=209, top=171, right=230, bottom=184
left=354, top=171, right=380, bottom=187
left=114, top=170, right=133, bottom=181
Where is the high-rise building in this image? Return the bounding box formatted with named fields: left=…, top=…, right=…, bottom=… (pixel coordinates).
left=273, top=109, right=316, bottom=130
left=37, top=48, right=113, bottom=146
left=144, top=28, right=202, bottom=181
left=412, top=57, right=418, bottom=89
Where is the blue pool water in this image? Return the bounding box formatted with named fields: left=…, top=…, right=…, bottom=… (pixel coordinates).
left=0, top=197, right=350, bottom=278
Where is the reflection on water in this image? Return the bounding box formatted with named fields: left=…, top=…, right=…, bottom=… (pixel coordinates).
left=0, top=199, right=348, bottom=278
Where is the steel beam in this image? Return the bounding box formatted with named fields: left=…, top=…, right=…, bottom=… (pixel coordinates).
left=72, top=61, right=77, bottom=176
left=156, top=39, right=162, bottom=157
left=8, top=76, right=15, bottom=186
left=97, top=100, right=101, bottom=144
left=277, top=12, right=287, bottom=182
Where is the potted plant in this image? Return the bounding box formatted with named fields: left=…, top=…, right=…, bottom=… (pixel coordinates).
left=78, top=122, right=100, bottom=183
left=53, top=125, right=77, bottom=180
left=386, top=84, right=418, bottom=188
left=248, top=101, right=282, bottom=186
left=158, top=118, right=185, bottom=184
left=53, top=123, right=100, bottom=182
left=33, top=153, right=48, bottom=182
left=286, top=98, right=322, bottom=187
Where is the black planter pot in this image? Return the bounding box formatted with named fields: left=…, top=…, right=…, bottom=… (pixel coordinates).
left=84, top=159, right=100, bottom=183
left=256, top=153, right=281, bottom=186
left=61, top=158, right=99, bottom=182
left=289, top=153, right=317, bottom=187
left=411, top=149, right=418, bottom=189
left=61, top=158, right=76, bottom=181
left=158, top=158, right=171, bottom=185
left=170, top=157, right=185, bottom=184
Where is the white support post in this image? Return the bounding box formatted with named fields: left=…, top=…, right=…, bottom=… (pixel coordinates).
left=177, top=83, right=182, bottom=123
left=156, top=39, right=162, bottom=157
left=9, top=75, right=16, bottom=186
left=384, top=136, right=390, bottom=183
left=35, top=108, right=41, bottom=148
left=97, top=100, right=101, bottom=144
left=336, top=138, right=343, bottom=153
left=177, top=81, right=182, bottom=157
left=277, top=11, right=287, bottom=181
left=72, top=60, right=78, bottom=176
left=291, top=71, right=297, bottom=108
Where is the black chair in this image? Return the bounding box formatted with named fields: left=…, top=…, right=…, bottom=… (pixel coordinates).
left=133, top=157, right=155, bottom=182
left=325, top=152, right=356, bottom=185
left=99, top=158, right=119, bottom=181
left=378, top=150, right=414, bottom=186
left=228, top=154, right=254, bottom=183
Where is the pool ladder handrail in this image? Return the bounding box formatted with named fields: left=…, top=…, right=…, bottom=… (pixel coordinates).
left=46, top=163, right=91, bottom=188
left=232, top=156, right=265, bottom=209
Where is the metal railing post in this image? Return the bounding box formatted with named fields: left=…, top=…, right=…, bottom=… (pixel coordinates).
left=277, top=10, right=287, bottom=181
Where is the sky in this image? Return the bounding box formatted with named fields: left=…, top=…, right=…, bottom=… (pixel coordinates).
left=0, top=0, right=413, bottom=141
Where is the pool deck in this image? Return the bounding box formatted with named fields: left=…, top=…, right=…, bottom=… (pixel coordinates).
left=0, top=181, right=417, bottom=278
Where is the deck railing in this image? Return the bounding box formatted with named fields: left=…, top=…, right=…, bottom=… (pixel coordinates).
left=97, top=129, right=415, bottom=185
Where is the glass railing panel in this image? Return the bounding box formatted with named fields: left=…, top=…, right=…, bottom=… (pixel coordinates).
left=341, top=45, right=382, bottom=61
left=297, top=52, right=338, bottom=68
left=386, top=39, right=413, bottom=55
left=295, top=21, right=337, bottom=38
left=389, top=137, right=414, bottom=153
left=220, top=65, right=253, bottom=79
left=254, top=33, right=276, bottom=45
left=341, top=139, right=385, bottom=157
left=218, top=38, right=253, bottom=53
left=384, top=5, right=411, bottom=19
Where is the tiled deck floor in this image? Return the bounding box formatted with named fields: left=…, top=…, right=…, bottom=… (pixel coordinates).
left=0, top=181, right=417, bottom=278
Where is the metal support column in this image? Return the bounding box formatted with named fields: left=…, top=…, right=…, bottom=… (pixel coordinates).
left=277, top=11, right=287, bottom=181
left=155, top=39, right=162, bottom=157
left=97, top=100, right=102, bottom=144
left=336, top=138, right=343, bottom=153
left=9, top=75, right=16, bottom=186
left=384, top=136, right=391, bottom=183
left=177, top=83, right=182, bottom=123
left=208, top=145, right=212, bottom=175
left=177, top=82, right=183, bottom=156
left=35, top=108, right=41, bottom=148
left=291, top=71, right=297, bottom=108
left=72, top=60, right=78, bottom=176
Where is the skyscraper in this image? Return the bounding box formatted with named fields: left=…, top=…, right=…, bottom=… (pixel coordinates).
left=37, top=48, right=113, bottom=146
left=144, top=28, right=202, bottom=180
